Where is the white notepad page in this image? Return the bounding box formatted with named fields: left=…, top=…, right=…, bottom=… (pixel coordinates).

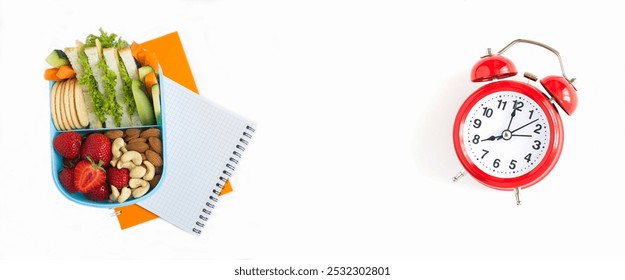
left=139, top=76, right=256, bottom=235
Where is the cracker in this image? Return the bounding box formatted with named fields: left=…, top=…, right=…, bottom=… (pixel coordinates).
left=73, top=78, right=90, bottom=127
left=50, top=81, right=61, bottom=130
left=64, top=79, right=79, bottom=129
left=58, top=80, right=72, bottom=130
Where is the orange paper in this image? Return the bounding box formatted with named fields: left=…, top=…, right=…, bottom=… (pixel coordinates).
left=114, top=31, right=232, bottom=230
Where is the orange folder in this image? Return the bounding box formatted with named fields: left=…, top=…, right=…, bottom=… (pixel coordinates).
left=114, top=31, right=232, bottom=230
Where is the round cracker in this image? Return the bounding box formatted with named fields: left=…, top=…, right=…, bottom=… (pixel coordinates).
left=73, top=78, right=90, bottom=127
left=58, top=80, right=72, bottom=130
left=50, top=82, right=61, bottom=130
left=54, top=81, right=66, bottom=131
left=65, top=79, right=80, bottom=129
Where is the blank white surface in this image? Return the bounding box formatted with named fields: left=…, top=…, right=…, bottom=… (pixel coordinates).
left=0, top=0, right=623, bottom=264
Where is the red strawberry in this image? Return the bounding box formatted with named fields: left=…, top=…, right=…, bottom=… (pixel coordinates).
left=107, top=167, right=129, bottom=189
left=62, top=157, right=81, bottom=169
left=81, top=133, right=112, bottom=167
left=74, top=158, right=106, bottom=193
left=59, top=168, right=77, bottom=193
left=84, top=183, right=111, bottom=201
left=53, top=132, right=82, bottom=159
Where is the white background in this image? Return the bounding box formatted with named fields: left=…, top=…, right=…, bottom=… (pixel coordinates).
left=1, top=0, right=625, bottom=277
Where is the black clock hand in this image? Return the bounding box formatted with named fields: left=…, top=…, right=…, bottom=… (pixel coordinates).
left=510, top=119, right=538, bottom=134
left=506, top=109, right=516, bottom=130
left=481, top=135, right=503, bottom=142
left=511, top=134, right=531, bottom=137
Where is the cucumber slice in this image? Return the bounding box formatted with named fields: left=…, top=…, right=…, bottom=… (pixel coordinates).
left=151, top=84, right=161, bottom=125
left=138, top=65, right=154, bottom=82
left=131, top=80, right=156, bottom=125
left=46, top=49, right=70, bottom=67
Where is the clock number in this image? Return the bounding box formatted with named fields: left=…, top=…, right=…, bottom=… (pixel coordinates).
left=472, top=134, right=480, bottom=144
left=481, top=149, right=489, bottom=159
left=524, top=153, right=532, bottom=163
left=482, top=107, right=493, bottom=118
left=473, top=119, right=482, bottom=128
left=534, top=124, right=542, bottom=134
left=532, top=140, right=541, bottom=150
left=509, top=159, right=517, bottom=170
left=497, top=99, right=507, bottom=110
left=528, top=110, right=534, bottom=119
left=493, top=159, right=500, bottom=168
left=513, top=100, right=524, bottom=112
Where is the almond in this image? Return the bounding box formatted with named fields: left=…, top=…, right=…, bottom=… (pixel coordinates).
left=124, top=128, right=141, bottom=142
left=126, top=142, right=149, bottom=153
left=145, top=150, right=163, bottom=167
left=148, top=137, right=162, bottom=154
left=104, top=130, right=124, bottom=140
left=150, top=174, right=161, bottom=187
left=128, top=137, right=147, bottom=144
left=125, top=128, right=141, bottom=138
left=140, top=128, right=161, bottom=139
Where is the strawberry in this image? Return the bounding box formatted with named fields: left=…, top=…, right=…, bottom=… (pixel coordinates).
left=84, top=183, right=111, bottom=201
left=62, top=157, right=81, bottom=169
left=53, top=132, right=82, bottom=159
left=107, top=167, right=129, bottom=189
left=80, top=133, right=112, bottom=167
left=59, top=168, right=77, bottom=193
left=73, top=158, right=106, bottom=193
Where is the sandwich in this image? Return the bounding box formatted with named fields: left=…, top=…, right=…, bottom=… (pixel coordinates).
left=45, top=28, right=160, bottom=130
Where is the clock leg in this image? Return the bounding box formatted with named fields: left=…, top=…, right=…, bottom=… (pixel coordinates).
left=514, top=188, right=522, bottom=206
left=452, top=171, right=466, bottom=182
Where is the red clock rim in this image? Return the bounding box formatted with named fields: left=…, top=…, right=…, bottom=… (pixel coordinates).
left=453, top=80, right=564, bottom=190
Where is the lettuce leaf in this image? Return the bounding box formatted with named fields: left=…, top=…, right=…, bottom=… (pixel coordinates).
left=118, top=58, right=136, bottom=116
left=83, top=28, right=129, bottom=127
left=77, top=46, right=106, bottom=124
left=97, top=58, right=122, bottom=127
left=85, top=28, right=128, bottom=49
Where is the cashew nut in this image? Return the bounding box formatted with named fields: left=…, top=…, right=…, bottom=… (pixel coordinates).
left=117, top=187, right=131, bottom=203
left=120, top=151, right=142, bottom=165
left=130, top=165, right=147, bottom=178
left=110, top=138, right=126, bottom=166
left=143, top=161, right=155, bottom=181
left=111, top=138, right=125, bottom=159
left=117, top=161, right=136, bottom=170
left=109, top=185, right=120, bottom=201
left=129, top=178, right=149, bottom=189
left=132, top=184, right=150, bottom=198
left=121, top=147, right=128, bottom=153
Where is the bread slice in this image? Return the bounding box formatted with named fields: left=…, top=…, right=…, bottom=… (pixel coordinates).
left=64, top=46, right=83, bottom=80
left=84, top=46, right=106, bottom=99
left=119, top=47, right=139, bottom=80
left=103, top=47, right=132, bottom=127
left=73, top=40, right=101, bottom=129
left=85, top=39, right=116, bottom=128
left=117, top=47, right=142, bottom=126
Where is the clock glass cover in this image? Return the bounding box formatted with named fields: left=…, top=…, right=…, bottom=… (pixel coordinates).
left=462, top=91, right=550, bottom=178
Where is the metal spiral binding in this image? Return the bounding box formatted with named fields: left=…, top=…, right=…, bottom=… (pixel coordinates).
left=192, top=125, right=255, bottom=234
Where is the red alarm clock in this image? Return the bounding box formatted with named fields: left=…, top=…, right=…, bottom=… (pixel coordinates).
left=452, top=39, right=578, bottom=205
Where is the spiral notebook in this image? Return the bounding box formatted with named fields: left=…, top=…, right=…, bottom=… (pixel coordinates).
left=114, top=31, right=233, bottom=230
left=138, top=76, right=256, bottom=235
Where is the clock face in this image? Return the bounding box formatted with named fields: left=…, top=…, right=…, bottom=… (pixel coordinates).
left=462, top=91, right=550, bottom=178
